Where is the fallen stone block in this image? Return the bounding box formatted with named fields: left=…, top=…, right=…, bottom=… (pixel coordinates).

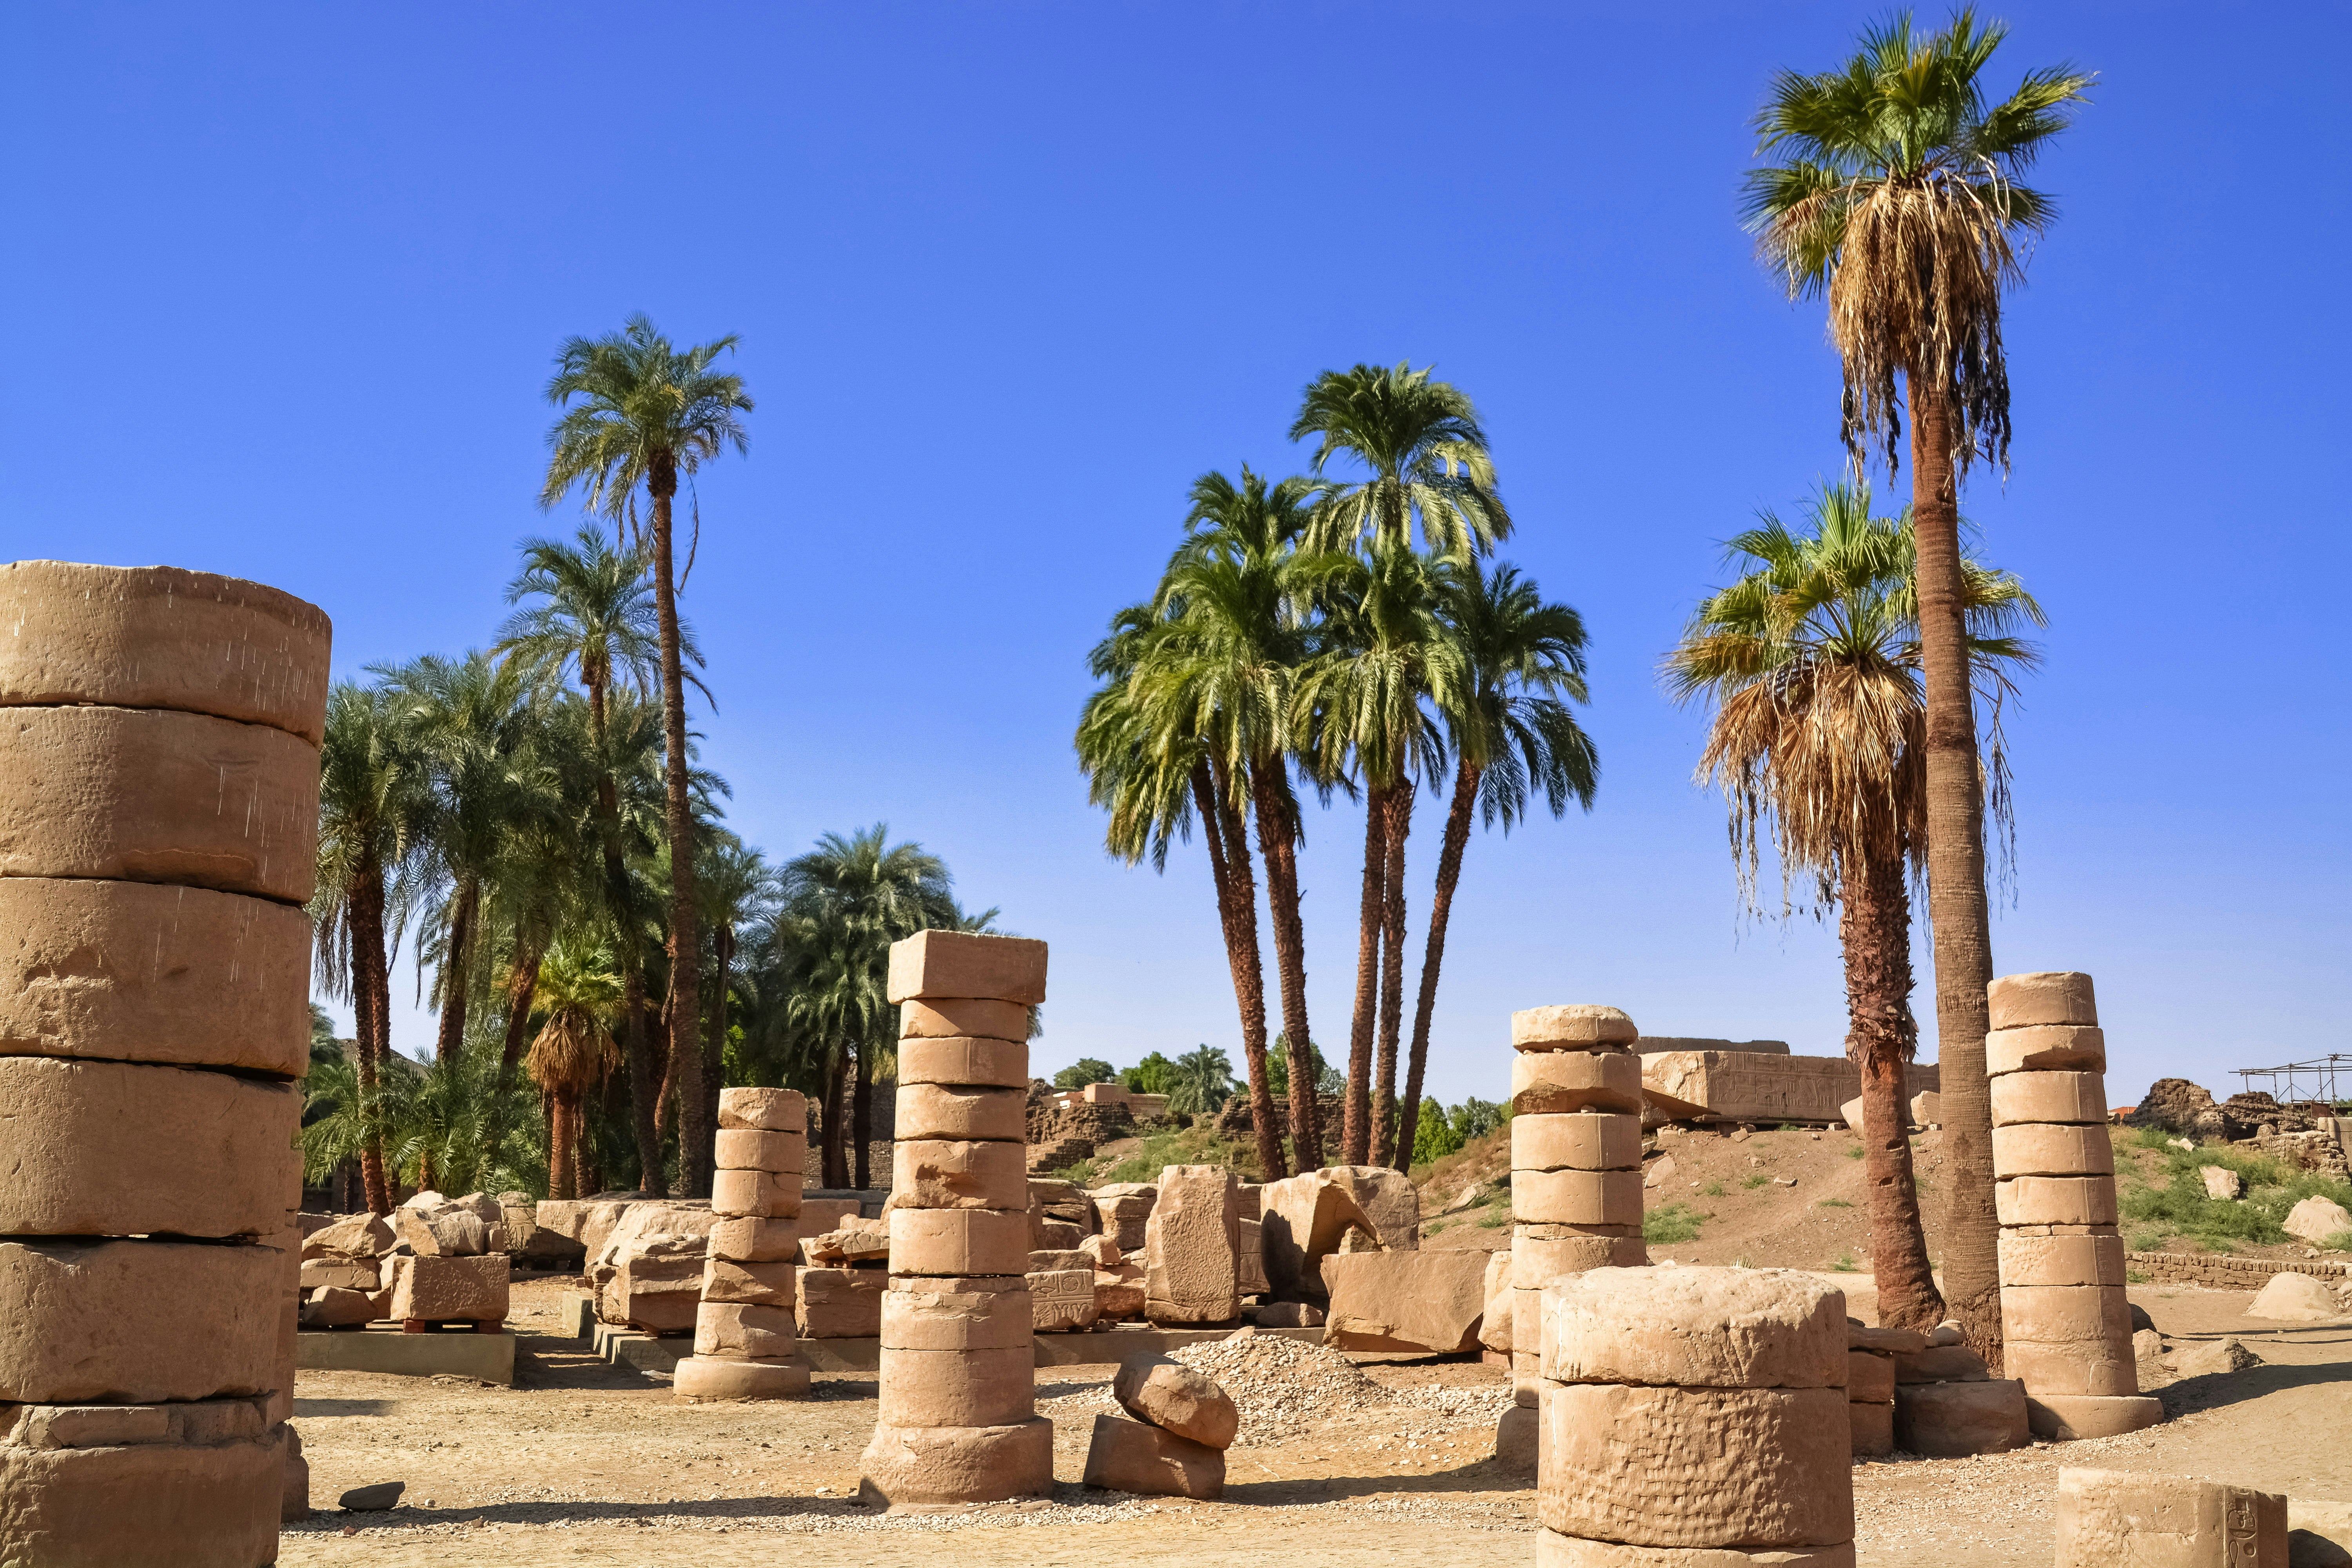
left=1113, top=1353, right=1238, bottom=1448
left=1254, top=1301, right=1323, bottom=1328
left=1892, top=1378, right=2029, bottom=1456
left=1480, top=1249, right=1514, bottom=1353
left=2054, top=1466, right=2286, bottom=1568
left=1259, top=1172, right=1375, bottom=1298
left=1319, top=1165, right=1422, bottom=1250
left=799, top=1266, right=886, bottom=1338
left=857, top=1417, right=1054, bottom=1507
left=300, top=1258, right=379, bottom=1291
left=1321, top=1249, right=1490, bottom=1354
left=1030, top=1268, right=1101, bottom=1331
left=802, top=1223, right=890, bottom=1265
left=1639, top=1050, right=1891, bottom=1126
left=339, top=1481, right=404, bottom=1511
left=2290, top=1501, right=2352, bottom=1568
left=301, top=1287, right=380, bottom=1328
left=2285, top=1196, right=2352, bottom=1247
left=672, top=1355, right=809, bottom=1401
left=2247, top=1271, right=2343, bottom=1323
left=1082, top=1412, right=1224, bottom=1499
left=1495, top=1402, right=1537, bottom=1475
left=1145, top=1165, right=1240, bottom=1325
left=1094, top=1270, right=1147, bottom=1320
left=1847, top=1351, right=1894, bottom=1403
left=1236, top=1215, right=1268, bottom=1295
left=386, top=1254, right=509, bottom=1324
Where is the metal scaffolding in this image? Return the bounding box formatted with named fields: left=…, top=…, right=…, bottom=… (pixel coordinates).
left=2230, top=1054, right=2349, bottom=1111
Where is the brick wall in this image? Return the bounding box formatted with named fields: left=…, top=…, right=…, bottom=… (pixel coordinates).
left=2125, top=1250, right=2352, bottom=1289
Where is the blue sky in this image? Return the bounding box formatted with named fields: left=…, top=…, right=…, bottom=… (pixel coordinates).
left=5, top=4, right=2343, bottom=1110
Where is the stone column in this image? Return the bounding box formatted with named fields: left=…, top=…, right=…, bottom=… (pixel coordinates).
left=1987, top=971, right=2163, bottom=1441
left=674, top=1087, right=809, bottom=1400
left=0, top=561, right=328, bottom=1566
left=858, top=931, right=1053, bottom=1507
left=1497, top=1004, right=1649, bottom=1470
left=1534, top=1267, right=1855, bottom=1567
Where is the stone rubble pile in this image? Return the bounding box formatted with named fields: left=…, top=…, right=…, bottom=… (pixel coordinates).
left=1498, top=1003, right=1650, bottom=1469
left=673, top=1087, right=809, bottom=1401
left=858, top=931, right=1054, bottom=1507
left=1082, top=1352, right=1238, bottom=1499
left=0, top=561, right=330, bottom=1564
left=1987, top=969, right=2163, bottom=1441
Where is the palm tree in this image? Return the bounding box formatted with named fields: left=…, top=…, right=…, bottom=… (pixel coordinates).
left=1393, top=561, right=1597, bottom=1165
left=527, top=938, right=623, bottom=1201
left=1666, top=482, right=2039, bottom=1333
left=697, top=827, right=777, bottom=1152
left=1136, top=470, right=1327, bottom=1168
left=1290, top=362, right=1511, bottom=557
left=497, top=526, right=702, bottom=1192
left=542, top=313, right=753, bottom=1200
left=1168, top=1045, right=1234, bottom=1121
left=311, top=682, right=430, bottom=1214
left=1744, top=11, right=2089, bottom=1356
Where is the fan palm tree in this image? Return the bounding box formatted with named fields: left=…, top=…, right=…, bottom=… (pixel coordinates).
left=1744, top=10, right=2089, bottom=1354
left=1394, top=561, right=1598, bottom=1165
left=1667, top=481, right=2039, bottom=1333
left=311, top=682, right=431, bottom=1214
left=1290, top=362, right=1511, bottom=558
left=528, top=938, right=623, bottom=1201
left=542, top=313, right=753, bottom=1199
left=497, top=526, right=702, bottom=1191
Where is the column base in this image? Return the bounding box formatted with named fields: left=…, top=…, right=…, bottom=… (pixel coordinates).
left=1535, top=1528, right=1857, bottom=1565
left=857, top=1417, right=1053, bottom=1507
left=672, top=1354, right=809, bottom=1401
left=2025, top=1392, right=2164, bottom=1441
left=1495, top=1402, right=1538, bottom=1475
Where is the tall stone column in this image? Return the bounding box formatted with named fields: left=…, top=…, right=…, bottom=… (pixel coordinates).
left=858, top=931, right=1053, bottom=1507
left=0, top=561, right=329, bottom=1566
left=1497, top=1004, right=1649, bottom=1470
left=674, top=1087, right=809, bottom=1400
left=1987, top=971, right=2163, bottom=1440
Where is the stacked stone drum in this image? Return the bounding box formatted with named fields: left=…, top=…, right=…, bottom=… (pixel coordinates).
left=1499, top=1004, right=1649, bottom=1466
left=0, top=561, right=329, bottom=1566
left=674, top=1087, right=809, bottom=1400
left=1987, top=970, right=2163, bottom=1441
left=1535, top=1267, right=1857, bottom=1568
left=858, top=931, right=1053, bottom=1506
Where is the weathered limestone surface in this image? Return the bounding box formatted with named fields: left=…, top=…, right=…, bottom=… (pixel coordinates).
left=0, top=1057, right=298, bottom=1238
left=699, top=1258, right=796, bottom=1305
left=710, top=1170, right=799, bottom=1219
left=713, top=1129, right=804, bottom=1173
left=2002, top=1339, right=2138, bottom=1398
left=0, top=878, right=312, bottom=1074
left=1994, top=1177, right=2118, bottom=1228
left=707, top=1217, right=798, bottom=1263
left=1143, top=1165, right=1240, bottom=1325
left=1997, top=1229, right=2126, bottom=1289
left=2245, top=1270, right=2343, bottom=1323
left=693, top=1301, right=796, bottom=1358
left=1480, top=1248, right=1515, bottom=1353
left=1641, top=1052, right=1936, bottom=1126
left=0, top=705, right=319, bottom=902
left=0, top=1238, right=282, bottom=1403
left=1322, top=1250, right=1491, bottom=1354
left=2053, top=1466, right=2286, bottom=1568
left=1513, top=1169, right=1643, bottom=1228
left=1538, top=1268, right=1845, bottom=1391
left=1515, top=1227, right=1647, bottom=1276
left=673, top=1356, right=809, bottom=1401
left=798, top=1267, right=885, bottom=1338
left=857, top=1418, right=1054, bottom=1506
left=1849, top=1400, right=1893, bottom=1459
left=1029, top=1267, right=1099, bottom=1330
left=2000, top=1284, right=2131, bottom=1345
left=2025, top=1394, right=2164, bottom=1441
left=1082, top=1412, right=1225, bottom=1499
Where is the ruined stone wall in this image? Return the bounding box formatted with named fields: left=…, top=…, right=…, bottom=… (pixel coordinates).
left=2122, top=1251, right=2352, bottom=1290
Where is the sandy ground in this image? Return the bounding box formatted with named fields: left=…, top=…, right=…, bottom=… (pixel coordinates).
left=277, top=1275, right=2350, bottom=1567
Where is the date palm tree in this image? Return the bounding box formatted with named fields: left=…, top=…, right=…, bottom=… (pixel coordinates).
left=543, top=313, right=752, bottom=1198
left=1394, top=560, right=1597, bottom=1165
left=1667, top=481, right=2039, bottom=1332
left=1744, top=10, right=2089, bottom=1355
left=527, top=938, right=622, bottom=1201
left=1290, top=362, right=1511, bottom=558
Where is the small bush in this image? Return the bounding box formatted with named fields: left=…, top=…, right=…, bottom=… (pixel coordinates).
left=1845, top=1145, right=1867, bottom=1160
left=1830, top=1252, right=1860, bottom=1272
left=2126, top=1269, right=2151, bottom=1284
left=1817, top=1198, right=1853, bottom=1209
left=1741, top=1173, right=1769, bottom=1190
left=1645, top=1204, right=1709, bottom=1244
left=1425, top=1219, right=1447, bottom=1236
left=2117, top=1141, right=2352, bottom=1253
left=1477, top=1206, right=1510, bottom=1229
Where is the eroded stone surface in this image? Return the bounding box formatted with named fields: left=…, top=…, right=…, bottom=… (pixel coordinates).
left=0, top=1428, right=281, bottom=1567
left=1987, top=971, right=2098, bottom=1031
left=1259, top=1173, right=1374, bottom=1299
left=716, top=1087, right=805, bottom=1133
left=1144, top=1165, right=1239, bottom=1325
left=857, top=1418, right=1053, bottom=1507
left=1112, top=1353, right=1239, bottom=1448
left=1892, top=1379, right=2031, bottom=1456
left=1512, top=1050, right=1646, bottom=1116
left=0, top=1238, right=282, bottom=1403
left=880, top=1276, right=1032, bottom=1350
left=876, top=1344, right=1035, bottom=1428
left=1513, top=1005, right=1639, bottom=1049
left=1535, top=1532, right=1858, bottom=1566
left=1323, top=1250, right=1491, bottom=1354
left=1539, top=1267, right=1845, bottom=1390
left=897, top=997, right=1028, bottom=1042
left=887, top=1208, right=1030, bottom=1277
left=2053, top=1466, right=2286, bottom=1568
left=884, top=931, right=1047, bottom=1005
left=897, top=1036, right=1031, bottom=1089
left=1081, top=1412, right=1224, bottom=1499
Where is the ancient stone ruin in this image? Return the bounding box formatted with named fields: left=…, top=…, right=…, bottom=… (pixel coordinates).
left=858, top=929, right=1054, bottom=1506
left=1987, top=969, right=2164, bottom=1440
left=2054, top=1466, right=2288, bottom=1566
left=1499, top=1003, right=1650, bottom=1469
left=1082, top=1351, right=1238, bottom=1499
left=673, top=1087, right=810, bottom=1399
left=0, top=561, right=329, bottom=1564
left=1535, top=1266, right=1856, bottom=1566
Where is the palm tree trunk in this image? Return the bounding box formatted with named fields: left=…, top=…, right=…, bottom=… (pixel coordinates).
left=1909, top=378, right=2001, bottom=1363
left=1371, top=777, right=1414, bottom=1168
left=822, top=1047, right=851, bottom=1189
left=1342, top=782, right=1387, bottom=1165
left=479, top=951, right=543, bottom=1180
left=592, top=677, right=669, bottom=1199
left=853, top=1038, right=874, bottom=1191
left=550, top=1090, right=579, bottom=1201
left=1197, top=758, right=1285, bottom=1180
left=648, top=467, right=709, bottom=1198
left=1841, top=842, right=1945, bottom=1332
left=1398, top=757, right=1477, bottom=1171
left=350, top=860, right=394, bottom=1216
left=432, top=878, right=479, bottom=1064
left=1250, top=760, right=1321, bottom=1169
left=707, top=924, right=733, bottom=1157
left=654, top=983, right=681, bottom=1138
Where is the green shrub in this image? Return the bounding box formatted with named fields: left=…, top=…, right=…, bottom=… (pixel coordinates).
left=2116, top=1142, right=2352, bottom=1254
left=1644, top=1204, right=1709, bottom=1243
left=1829, top=1252, right=1859, bottom=1272
left=1845, top=1145, right=1867, bottom=1160
left=1741, top=1173, right=1769, bottom=1190
left=1817, top=1198, right=1852, bottom=1209
left=1702, top=1181, right=1725, bottom=1197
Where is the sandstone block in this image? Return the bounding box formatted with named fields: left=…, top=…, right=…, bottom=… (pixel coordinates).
left=798, top=1266, right=886, bottom=1338
left=2004, top=1337, right=2140, bottom=1397
left=710, top=1169, right=799, bottom=1219
left=1144, top=1164, right=1240, bottom=1325
left=387, top=1253, right=508, bottom=1322
left=1849, top=1398, right=1893, bottom=1459
left=802, top=1220, right=890, bottom=1266
left=1537, top=1381, right=1855, bottom=1548
left=1992, top=1123, right=2114, bottom=1179
left=701, top=1257, right=797, bottom=1306
left=1481, top=1248, right=1515, bottom=1353
left=1495, top=1402, right=1538, bottom=1473
left=1113, top=1352, right=1238, bottom=1448
left=1534, top=1530, right=1859, bottom=1567
left=1538, top=1267, right=1845, bottom=1390
left=1512, top=1049, right=1645, bottom=1116
left=717, top=1085, right=805, bottom=1132
left=1322, top=1249, right=1491, bottom=1354
left=1514, top=1169, right=1644, bottom=1228
left=1893, top=1379, right=2030, bottom=1455
left=1514, top=1111, right=1643, bottom=1172
left=601, top=1254, right=713, bottom=1332
left=890, top=1139, right=1030, bottom=1211
left=1847, top=1351, right=1895, bottom=1403
left=899, top=996, right=1028, bottom=1042
left=708, top=1216, right=799, bottom=1263
left=889, top=1207, right=1031, bottom=1277
left=694, top=1300, right=796, bottom=1358
left=2054, top=1466, right=2287, bottom=1568
left=1514, top=1346, right=1540, bottom=1405
left=1513, top=1004, right=1639, bottom=1049
left=857, top=1417, right=1054, bottom=1506
left=1094, top=1270, right=1147, bottom=1319
left=1998, top=1229, right=2125, bottom=1289
left=2202, top=1165, right=2245, bottom=1200
left=0, top=1428, right=280, bottom=1567
left=898, top=1035, right=1030, bottom=1089
left=1259, top=1172, right=1375, bottom=1298
left=2246, top=1270, right=2344, bottom=1322
left=1985, top=1024, right=2106, bottom=1078
left=0, top=561, right=330, bottom=739
left=2001, top=1284, right=2131, bottom=1347
left=0, top=705, right=319, bottom=901
left=885, top=930, right=1047, bottom=1005
left=2284, top=1196, right=2352, bottom=1247
left=0, top=1237, right=281, bottom=1403
left=0, top=1057, right=299, bottom=1238
left=0, top=878, right=311, bottom=1075
left=1082, top=1412, right=1224, bottom=1498
left=1237, top=1215, right=1268, bottom=1295
left=1319, top=1165, right=1422, bottom=1250
left=672, top=1355, right=809, bottom=1400
left=878, top=1344, right=1035, bottom=1428
left=1987, top=971, right=2098, bottom=1030
left=1030, top=1268, right=1100, bottom=1331
left=1031, top=1248, right=1091, bottom=1270
left=882, top=1275, right=1033, bottom=1350
left=794, top=1196, right=864, bottom=1238
left=1033, top=1215, right=1085, bottom=1251
left=302, top=1212, right=392, bottom=1259
left=1990, top=1071, right=2110, bottom=1127
left=713, top=1128, right=804, bottom=1174
left=894, top=1082, right=1027, bottom=1142
left=1847, top=1324, right=1926, bottom=1354
left=301, top=1286, right=379, bottom=1327
left=1891, top=1344, right=1990, bottom=1383
left=1995, top=1176, right=2118, bottom=1228
left=1516, top=1225, right=1649, bottom=1276
left=2026, top=1394, right=2164, bottom=1441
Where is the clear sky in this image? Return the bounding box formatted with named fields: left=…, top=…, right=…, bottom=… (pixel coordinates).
left=5, top=4, right=2343, bottom=1111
